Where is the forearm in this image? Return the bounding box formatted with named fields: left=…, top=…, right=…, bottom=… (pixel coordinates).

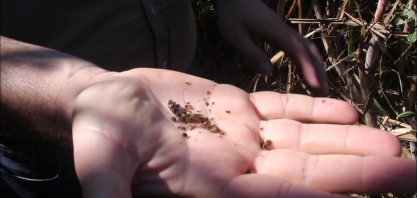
left=1, top=36, right=109, bottom=142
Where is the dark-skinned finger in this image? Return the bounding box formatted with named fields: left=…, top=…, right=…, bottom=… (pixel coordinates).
left=295, top=32, right=329, bottom=96
left=262, top=20, right=328, bottom=96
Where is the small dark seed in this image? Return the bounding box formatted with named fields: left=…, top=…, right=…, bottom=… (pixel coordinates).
left=262, top=140, right=272, bottom=150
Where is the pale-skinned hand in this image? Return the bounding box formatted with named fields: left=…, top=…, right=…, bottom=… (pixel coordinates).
left=216, top=0, right=329, bottom=96
left=72, top=68, right=415, bottom=198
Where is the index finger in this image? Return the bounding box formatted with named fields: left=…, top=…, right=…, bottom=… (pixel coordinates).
left=249, top=92, right=358, bottom=124
left=264, top=20, right=328, bottom=96
left=221, top=174, right=350, bottom=198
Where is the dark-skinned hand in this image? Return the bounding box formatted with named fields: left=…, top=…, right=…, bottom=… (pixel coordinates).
left=216, top=0, right=329, bottom=96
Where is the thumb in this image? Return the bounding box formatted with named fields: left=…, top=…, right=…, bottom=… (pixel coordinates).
left=72, top=118, right=133, bottom=198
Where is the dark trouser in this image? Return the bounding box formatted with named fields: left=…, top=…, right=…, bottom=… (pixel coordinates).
left=0, top=138, right=82, bottom=198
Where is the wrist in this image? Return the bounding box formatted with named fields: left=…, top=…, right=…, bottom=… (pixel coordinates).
left=58, top=65, right=112, bottom=132
left=1, top=36, right=111, bottom=142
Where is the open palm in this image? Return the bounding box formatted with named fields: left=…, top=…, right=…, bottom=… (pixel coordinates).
left=72, top=68, right=415, bottom=198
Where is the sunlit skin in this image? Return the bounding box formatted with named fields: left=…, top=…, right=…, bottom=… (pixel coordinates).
left=72, top=68, right=416, bottom=198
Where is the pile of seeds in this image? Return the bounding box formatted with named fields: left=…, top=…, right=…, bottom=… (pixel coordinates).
left=168, top=100, right=225, bottom=136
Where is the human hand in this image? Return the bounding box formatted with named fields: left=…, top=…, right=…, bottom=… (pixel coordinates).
left=72, top=68, right=415, bottom=198
left=216, top=0, right=328, bottom=96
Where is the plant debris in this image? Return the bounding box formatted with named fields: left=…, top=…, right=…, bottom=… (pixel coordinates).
left=177, top=125, right=186, bottom=131
left=262, top=139, right=272, bottom=150
left=168, top=100, right=225, bottom=135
